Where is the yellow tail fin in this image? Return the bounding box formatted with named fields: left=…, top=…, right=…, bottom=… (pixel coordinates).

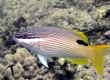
left=89, top=45, right=109, bottom=75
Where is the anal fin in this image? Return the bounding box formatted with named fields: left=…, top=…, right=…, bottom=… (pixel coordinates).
left=65, top=58, right=89, bottom=64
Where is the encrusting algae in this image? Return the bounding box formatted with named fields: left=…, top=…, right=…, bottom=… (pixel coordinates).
left=13, top=26, right=110, bottom=75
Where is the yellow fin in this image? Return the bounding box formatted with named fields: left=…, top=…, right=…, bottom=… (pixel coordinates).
left=64, top=28, right=88, bottom=43
left=72, top=30, right=88, bottom=44
left=88, top=45, right=109, bottom=75
left=66, top=58, right=89, bottom=64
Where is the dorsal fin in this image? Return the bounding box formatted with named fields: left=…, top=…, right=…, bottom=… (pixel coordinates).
left=72, top=30, right=88, bottom=44
left=76, top=40, right=88, bottom=46
left=62, top=28, right=88, bottom=43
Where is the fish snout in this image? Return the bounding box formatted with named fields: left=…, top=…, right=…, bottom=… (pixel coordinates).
left=13, top=36, right=17, bottom=41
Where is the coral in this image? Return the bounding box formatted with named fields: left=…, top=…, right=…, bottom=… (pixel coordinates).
left=13, top=48, right=31, bottom=62
left=58, top=58, right=66, bottom=65
left=22, top=56, right=38, bottom=79
left=0, top=64, right=6, bottom=80
left=0, top=47, right=78, bottom=80
left=0, top=48, right=38, bottom=80
left=98, top=9, right=106, bottom=19
left=4, top=54, right=14, bottom=64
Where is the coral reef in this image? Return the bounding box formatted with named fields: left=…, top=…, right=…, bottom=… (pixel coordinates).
left=0, top=48, right=38, bottom=80
left=0, top=48, right=77, bottom=80
left=0, top=0, right=110, bottom=80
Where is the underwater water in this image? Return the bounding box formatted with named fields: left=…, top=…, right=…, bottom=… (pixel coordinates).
left=0, top=0, right=110, bottom=80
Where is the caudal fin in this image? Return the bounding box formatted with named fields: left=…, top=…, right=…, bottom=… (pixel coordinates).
left=89, top=45, right=109, bottom=75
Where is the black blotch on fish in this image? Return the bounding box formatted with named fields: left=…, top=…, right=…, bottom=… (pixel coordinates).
left=76, top=40, right=88, bottom=46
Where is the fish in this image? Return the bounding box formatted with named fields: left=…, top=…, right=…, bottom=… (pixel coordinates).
left=13, top=26, right=109, bottom=74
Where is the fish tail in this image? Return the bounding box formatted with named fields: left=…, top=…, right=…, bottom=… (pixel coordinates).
left=89, top=45, right=109, bottom=75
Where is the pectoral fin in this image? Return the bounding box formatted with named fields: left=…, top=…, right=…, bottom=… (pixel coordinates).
left=37, top=54, right=49, bottom=68
left=66, top=58, right=89, bottom=64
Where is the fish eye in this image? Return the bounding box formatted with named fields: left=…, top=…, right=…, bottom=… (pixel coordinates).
left=76, top=40, right=88, bottom=46
left=21, top=34, right=27, bottom=38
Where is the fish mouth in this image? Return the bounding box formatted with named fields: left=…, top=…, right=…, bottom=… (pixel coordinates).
left=13, top=33, right=22, bottom=39
left=13, top=32, right=23, bottom=41
left=13, top=36, right=27, bottom=46
left=13, top=36, right=19, bottom=42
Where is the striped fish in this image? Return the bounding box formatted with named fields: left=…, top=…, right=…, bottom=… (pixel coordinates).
left=13, top=27, right=109, bottom=74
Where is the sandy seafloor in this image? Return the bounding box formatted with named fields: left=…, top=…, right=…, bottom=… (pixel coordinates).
left=0, top=0, right=110, bottom=80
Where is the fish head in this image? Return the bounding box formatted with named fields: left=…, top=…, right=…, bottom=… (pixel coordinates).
left=13, top=28, right=48, bottom=50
